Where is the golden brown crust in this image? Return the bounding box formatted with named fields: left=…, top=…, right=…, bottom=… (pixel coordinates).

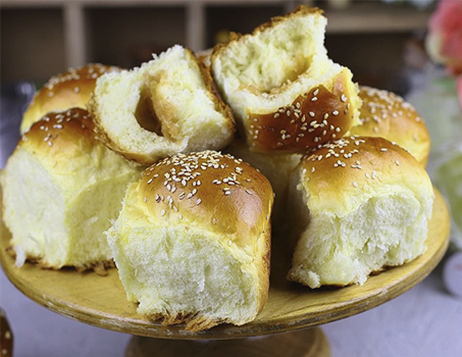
left=21, top=64, right=121, bottom=134
left=247, top=71, right=355, bottom=152
left=21, top=108, right=96, bottom=154
left=351, top=86, right=430, bottom=165
left=299, top=136, right=427, bottom=203
left=138, top=151, right=274, bottom=248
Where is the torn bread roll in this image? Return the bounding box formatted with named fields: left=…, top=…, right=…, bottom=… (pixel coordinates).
left=351, top=86, right=431, bottom=166
left=20, top=64, right=120, bottom=134
left=287, top=136, right=434, bottom=288
left=89, top=45, right=235, bottom=164
left=211, top=6, right=361, bottom=153
left=1, top=108, right=140, bottom=269
left=106, top=151, right=273, bottom=331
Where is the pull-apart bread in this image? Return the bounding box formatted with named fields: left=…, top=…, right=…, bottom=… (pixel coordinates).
left=106, top=151, right=273, bottom=331
left=1, top=108, right=140, bottom=269
left=89, top=45, right=235, bottom=164
left=211, top=6, right=361, bottom=153
left=287, top=136, right=434, bottom=288
left=21, top=64, right=120, bottom=134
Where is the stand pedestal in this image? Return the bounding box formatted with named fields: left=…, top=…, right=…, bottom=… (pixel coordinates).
left=125, top=327, right=330, bottom=357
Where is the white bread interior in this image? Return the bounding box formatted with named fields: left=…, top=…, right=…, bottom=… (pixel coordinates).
left=287, top=137, right=434, bottom=287
left=90, top=45, right=234, bottom=164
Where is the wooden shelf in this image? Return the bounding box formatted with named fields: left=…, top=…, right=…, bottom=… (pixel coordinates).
left=0, top=0, right=432, bottom=83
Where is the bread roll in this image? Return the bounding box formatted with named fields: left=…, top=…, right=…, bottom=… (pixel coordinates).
left=351, top=86, right=431, bottom=165
left=211, top=6, right=361, bottom=153
left=106, top=151, right=273, bottom=331
left=89, top=45, right=235, bottom=164
left=20, top=64, right=120, bottom=134
left=1, top=108, right=140, bottom=269
left=287, top=136, right=434, bottom=288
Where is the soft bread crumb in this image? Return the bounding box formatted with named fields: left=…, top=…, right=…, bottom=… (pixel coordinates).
left=90, top=45, right=234, bottom=164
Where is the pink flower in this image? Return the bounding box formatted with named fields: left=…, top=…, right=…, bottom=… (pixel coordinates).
left=427, top=0, right=462, bottom=75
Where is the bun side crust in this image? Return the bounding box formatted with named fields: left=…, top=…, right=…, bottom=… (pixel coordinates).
left=21, top=64, right=120, bottom=134
left=194, top=51, right=236, bottom=133
left=351, top=86, right=431, bottom=165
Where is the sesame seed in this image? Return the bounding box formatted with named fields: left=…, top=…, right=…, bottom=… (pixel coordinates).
left=341, top=94, right=347, bottom=102
left=332, top=110, right=339, bottom=116
left=380, top=148, right=388, bottom=152
left=311, top=97, right=318, bottom=102
left=309, top=111, right=316, bottom=117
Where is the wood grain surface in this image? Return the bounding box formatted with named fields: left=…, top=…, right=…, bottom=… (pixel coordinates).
left=0, top=189, right=450, bottom=340
left=125, top=328, right=330, bottom=357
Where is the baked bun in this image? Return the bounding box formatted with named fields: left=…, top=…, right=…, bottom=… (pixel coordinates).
left=1, top=108, right=140, bottom=269
left=20, top=64, right=120, bottom=134
left=89, top=45, right=235, bottom=164
left=351, top=86, right=431, bottom=165
left=287, top=136, right=434, bottom=288
left=211, top=6, right=361, bottom=153
left=106, top=151, right=273, bottom=331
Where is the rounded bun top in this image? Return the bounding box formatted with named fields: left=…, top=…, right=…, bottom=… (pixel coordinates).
left=297, top=136, right=433, bottom=215
left=21, top=107, right=96, bottom=154
left=21, top=64, right=121, bottom=134
left=351, top=86, right=430, bottom=165
left=137, top=151, right=274, bottom=246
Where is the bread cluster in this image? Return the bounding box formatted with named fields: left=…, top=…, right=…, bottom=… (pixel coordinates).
left=2, top=5, right=434, bottom=331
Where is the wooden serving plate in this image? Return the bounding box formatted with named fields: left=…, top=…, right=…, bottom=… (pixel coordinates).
left=0, top=189, right=450, bottom=343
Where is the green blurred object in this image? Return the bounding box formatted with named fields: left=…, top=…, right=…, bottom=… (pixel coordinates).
left=433, top=147, right=462, bottom=250
left=407, top=67, right=462, bottom=250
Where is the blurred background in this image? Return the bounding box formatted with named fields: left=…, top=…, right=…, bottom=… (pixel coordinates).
left=1, top=0, right=461, bottom=356
left=0, top=0, right=438, bottom=92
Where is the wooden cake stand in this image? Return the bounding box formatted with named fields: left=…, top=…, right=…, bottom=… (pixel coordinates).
left=0, top=189, right=450, bottom=356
